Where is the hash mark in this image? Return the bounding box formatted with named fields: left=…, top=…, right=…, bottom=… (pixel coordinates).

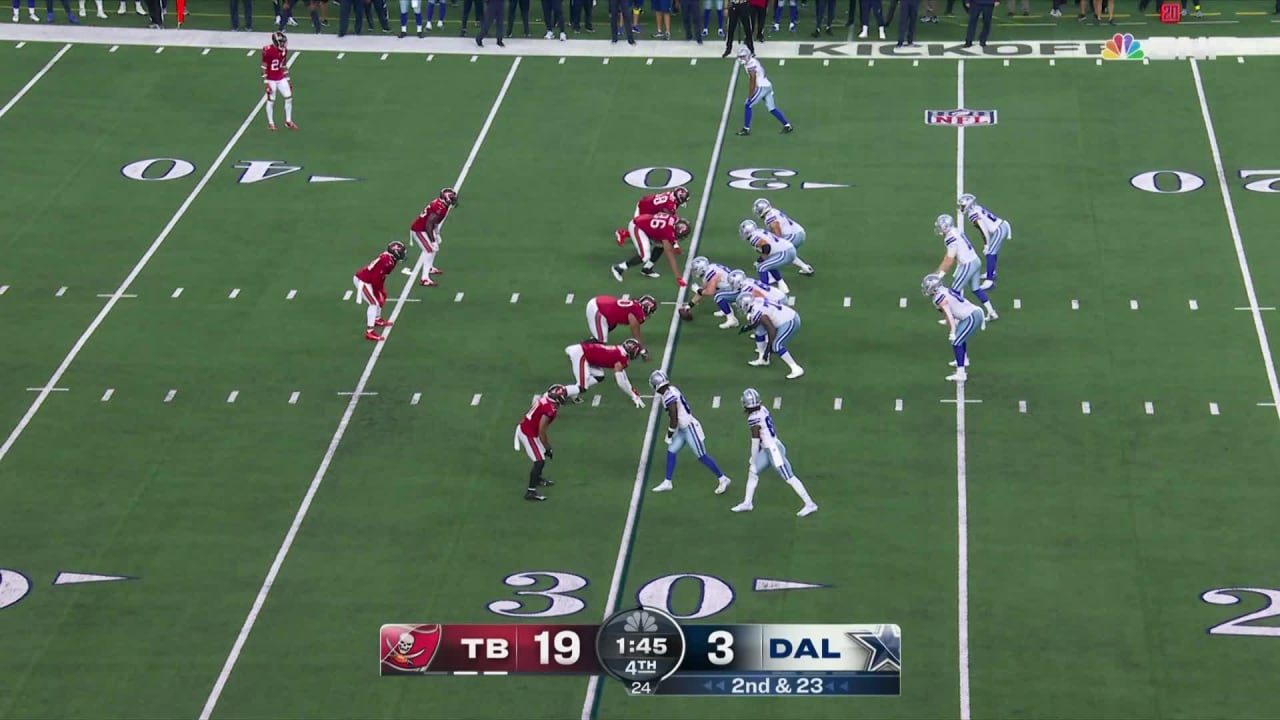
left=411, top=392, right=422, bottom=406
left=899, top=297, right=907, bottom=308
left=565, top=293, right=574, bottom=304
left=778, top=59, right=786, bottom=66
left=823, top=59, right=829, bottom=66
left=833, top=397, right=843, bottom=410
left=1071, top=298, right=1079, bottom=310
left=470, top=55, right=478, bottom=62
left=427, top=54, right=434, bottom=61
left=787, top=295, right=796, bottom=306
left=690, top=58, right=697, bottom=65
left=172, top=287, right=183, bottom=298
left=1082, top=401, right=1091, bottom=415
left=1003, top=59, right=1010, bottom=66
left=1130, top=299, right=1139, bottom=310
left=1049, top=59, right=1056, bottom=65
left=336, top=52, right=345, bottom=59
left=227, top=391, right=239, bottom=404
left=560, top=57, right=566, bottom=64
left=229, top=288, right=240, bottom=299
left=1144, top=401, right=1154, bottom=415
left=591, top=395, right=601, bottom=407
left=289, top=391, right=300, bottom=405
left=471, top=393, right=482, bottom=406
left=0, top=285, right=7, bottom=295
left=454, top=292, right=464, bottom=302
left=343, top=290, right=353, bottom=301
left=842, top=296, right=851, bottom=308
left=912, top=60, right=919, bottom=67
left=1013, top=298, right=1022, bottom=309
left=114, top=45, right=123, bottom=52
left=200, top=48, right=207, bottom=55
left=286, top=289, right=297, bottom=300
left=155, top=46, right=165, bottom=54
left=1238, top=56, right=1245, bottom=63
left=247, top=49, right=255, bottom=56
left=510, top=292, right=520, bottom=303
left=1096, top=58, right=1102, bottom=65
left=101, top=388, right=114, bottom=402
left=1189, top=299, right=1199, bottom=310
left=712, top=395, right=721, bottom=409
left=165, top=389, right=176, bottom=403
left=15, top=41, right=25, bottom=48
left=603, top=58, right=609, bottom=64
left=1018, top=400, right=1027, bottom=413
left=621, top=293, right=630, bottom=301
left=868, top=59, right=875, bottom=67
left=380, top=53, right=388, bottom=60
left=772, top=396, right=782, bottom=410
left=895, top=398, right=903, bottom=412
left=1209, top=402, right=1220, bottom=415
left=56, top=286, right=67, bottom=297
left=646, top=58, right=653, bottom=65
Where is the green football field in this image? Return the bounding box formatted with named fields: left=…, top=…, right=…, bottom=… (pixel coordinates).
left=3, top=23, right=1280, bottom=720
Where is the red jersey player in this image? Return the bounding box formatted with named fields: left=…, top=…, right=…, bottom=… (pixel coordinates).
left=515, top=384, right=570, bottom=501
left=609, top=212, right=691, bottom=286
left=354, top=241, right=406, bottom=342
left=261, top=32, right=296, bottom=132
left=623, top=187, right=691, bottom=232
left=585, top=294, right=658, bottom=345
left=563, top=338, right=648, bottom=408
left=405, top=187, right=460, bottom=286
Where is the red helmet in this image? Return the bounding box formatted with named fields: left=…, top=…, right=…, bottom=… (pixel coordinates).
left=546, top=384, right=570, bottom=405
left=386, top=241, right=407, bottom=260
left=440, top=187, right=459, bottom=207
left=637, top=295, right=658, bottom=317
left=621, top=338, right=647, bottom=360
left=271, top=31, right=287, bottom=49
left=672, top=186, right=690, bottom=207
left=673, top=219, right=692, bottom=239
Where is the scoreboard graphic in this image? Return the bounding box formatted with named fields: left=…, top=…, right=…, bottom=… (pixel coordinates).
left=380, top=608, right=901, bottom=697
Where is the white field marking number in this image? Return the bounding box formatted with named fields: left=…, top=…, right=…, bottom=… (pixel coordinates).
left=1201, top=587, right=1280, bottom=637
left=1130, top=169, right=1280, bottom=194
left=488, top=571, right=733, bottom=620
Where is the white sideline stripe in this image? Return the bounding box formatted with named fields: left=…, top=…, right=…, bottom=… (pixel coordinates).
left=1144, top=401, right=1154, bottom=415
left=101, top=388, right=113, bottom=402
left=227, top=391, right=239, bottom=404
left=56, top=286, right=67, bottom=297
left=581, top=62, right=738, bottom=720
left=1130, top=299, right=1139, bottom=310
left=454, top=671, right=478, bottom=676
left=165, top=389, right=176, bottom=403
left=1192, top=58, right=1280, bottom=422
left=1189, top=299, right=1199, bottom=310
left=510, top=292, right=519, bottom=303
left=0, top=43, right=70, bottom=122
left=172, top=287, right=183, bottom=298
left=411, top=392, right=421, bottom=406
left=772, top=396, right=782, bottom=410
left=229, top=288, right=240, bottom=299
left=286, top=289, right=297, bottom=300
left=471, top=393, right=482, bottom=406
left=712, top=395, right=721, bottom=409
left=454, top=292, right=464, bottom=302
left=1012, top=298, right=1021, bottom=309
left=289, top=391, right=300, bottom=405
left=833, top=397, right=843, bottom=410
left=0, top=51, right=302, bottom=469
left=895, top=398, right=903, bottom=412
left=1082, top=401, right=1091, bottom=415
left=198, top=56, right=522, bottom=720
left=592, top=395, right=602, bottom=407
left=565, top=292, right=574, bottom=304
left=1209, top=402, right=1220, bottom=415
left=953, top=60, right=972, bottom=720
left=843, top=296, right=851, bottom=307
left=1018, top=400, right=1027, bottom=413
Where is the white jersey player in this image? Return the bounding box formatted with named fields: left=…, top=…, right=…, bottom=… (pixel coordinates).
left=753, top=198, right=814, bottom=275
left=958, top=193, right=1011, bottom=291
left=739, top=294, right=804, bottom=379
left=735, top=46, right=794, bottom=137
left=923, top=273, right=985, bottom=383
left=741, top=220, right=796, bottom=295
left=732, top=388, right=817, bottom=517
left=686, top=256, right=742, bottom=329
left=648, top=371, right=732, bottom=495
left=933, top=214, right=998, bottom=321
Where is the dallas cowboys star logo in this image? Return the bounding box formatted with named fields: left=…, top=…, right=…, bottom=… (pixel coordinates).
left=848, top=625, right=901, bottom=672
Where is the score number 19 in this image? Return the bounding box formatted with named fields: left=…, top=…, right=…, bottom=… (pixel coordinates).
left=534, top=629, right=581, bottom=666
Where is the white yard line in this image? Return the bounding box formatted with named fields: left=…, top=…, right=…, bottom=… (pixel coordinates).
left=197, top=56, right=522, bottom=720
left=579, top=62, right=738, bottom=720
left=1190, top=58, right=1280, bottom=420
left=953, top=59, right=972, bottom=720
left=0, top=43, right=70, bottom=122
left=0, top=51, right=300, bottom=468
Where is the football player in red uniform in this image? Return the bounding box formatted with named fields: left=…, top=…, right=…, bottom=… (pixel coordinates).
left=354, top=241, right=407, bottom=342
left=610, top=212, right=691, bottom=286
left=405, top=187, right=459, bottom=286
left=585, top=294, right=658, bottom=344
left=563, top=338, right=649, bottom=408
left=261, top=32, right=297, bottom=131
left=515, top=384, right=570, bottom=501
left=617, top=187, right=691, bottom=242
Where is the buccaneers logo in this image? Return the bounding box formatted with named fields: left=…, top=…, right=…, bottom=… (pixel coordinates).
left=379, top=624, right=442, bottom=674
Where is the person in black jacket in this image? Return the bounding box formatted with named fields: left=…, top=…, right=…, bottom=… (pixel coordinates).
left=962, top=0, right=995, bottom=46
left=722, top=0, right=753, bottom=56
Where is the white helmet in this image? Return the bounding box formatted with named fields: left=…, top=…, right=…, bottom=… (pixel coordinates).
left=737, top=294, right=756, bottom=315
left=934, top=214, right=955, bottom=237
left=690, top=256, right=710, bottom=279
left=752, top=198, right=771, bottom=219
left=727, top=268, right=748, bottom=291
left=738, top=219, right=758, bottom=241
left=957, top=193, right=977, bottom=212
left=648, top=370, right=669, bottom=391
left=736, top=45, right=752, bottom=62
left=741, top=387, right=762, bottom=409
left=921, top=273, right=943, bottom=297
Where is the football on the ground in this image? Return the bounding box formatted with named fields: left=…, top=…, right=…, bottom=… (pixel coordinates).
left=678, top=305, right=695, bottom=321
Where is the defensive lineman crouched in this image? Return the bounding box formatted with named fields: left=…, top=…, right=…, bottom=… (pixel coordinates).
left=610, top=213, right=691, bottom=287
left=515, top=384, right=571, bottom=501
left=586, top=294, right=658, bottom=345
left=958, top=193, right=1011, bottom=291
left=732, top=388, right=818, bottom=517
left=619, top=187, right=691, bottom=240
left=261, top=32, right=297, bottom=131
left=649, top=371, right=732, bottom=495
left=353, top=241, right=407, bottom=341
left=564, top=338, right=649, bottom=407
left=923, top=273, right=985, bottom=383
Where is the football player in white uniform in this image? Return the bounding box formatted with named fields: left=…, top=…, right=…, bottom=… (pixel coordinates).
left=958, top=193, right=1011, bottom=291
left=732, top=388, right=818, bottom=517
left=738, top=294, right=804, bottom=379
left=933, top=214, right=998, bottom=321
left=729, top=268, right=788, bottom=353
left=923, top=273, right=985, bottom=382
left=683, top=256, right=743, bottom=329
left=735, top=46, right=794, bottom=137
left=649, top=371, right=732, bottom=494
left=753, top=198, right=814, bottom=275
left=740, top=220, right=796, bottom=295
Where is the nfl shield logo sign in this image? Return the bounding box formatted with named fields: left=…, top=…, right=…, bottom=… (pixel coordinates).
left=925, top=109, right=998, bottom=126
left=380, top=624, right=443, bottom=674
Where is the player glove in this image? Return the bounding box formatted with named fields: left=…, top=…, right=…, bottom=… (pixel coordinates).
left=665, top=428, right=675, bottom=444
left=948, top=333, right=956, bottom=343
left=677, top=277, right=687, bottom=288
left=633, top=393, right=646, bottom=409
left=546, top=448, right=554, bottom=460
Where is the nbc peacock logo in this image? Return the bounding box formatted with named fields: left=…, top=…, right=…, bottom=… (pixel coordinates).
left=1101, top=33, right=1145, bottom=60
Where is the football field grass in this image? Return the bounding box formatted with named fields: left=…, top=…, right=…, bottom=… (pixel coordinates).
left=2, top=28, right=1280, bottom=720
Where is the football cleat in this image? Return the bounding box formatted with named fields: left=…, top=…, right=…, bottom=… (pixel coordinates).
left=673, top=186, right=690, bottom=207
left=537, top=476, right=554, bottom=486
left=781, top=124, right=794, bottom=134
left=429, top=268, right=443, bottom=276
left=946, top=369, right=968, bottom=382
left=374, top=318, right=393, bottom=327
left=731, top=502, right=753, bottom=512
left=285, top=120, right=298, bottom=130
left=797, top=502, right=818, bottom=517
left=798, top=265, right=815, bottom=276
left=715, top=476, right=731, bottom=494
left=272, top=30, right=287, bottom=49
left=267, top=123, right=277, bottom=131
left=735, top=127, right=751, bottom=136
left=387, top=241, right=408, bottom=260
left=419, top=279, right=438, bottom=287
left=719, top=315, right=739, bottom=330
left=610, top=265, right=625, bottom=282
left=639, top=267, right=661, bottom=279
left=748, top=355, right=770, bottom=367
left=651, top=480, right=674, bottom=492
left=978, top=278, right=995, bottom=291
left=365, top=330, right=384, bottom=342
left=638, top=294, right=658, bottom=317
left=439, top=187, right=459, bottom=207
left=524, top=489, right=546, bottom=501
left=615, top=228, right=629, bottom=246
left=786, top=367, right=805, bottom=380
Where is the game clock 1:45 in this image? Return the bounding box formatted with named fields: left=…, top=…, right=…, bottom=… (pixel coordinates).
left=616, top=636, right=667, bottom=655
left=595, top=606, right=688, bottom=694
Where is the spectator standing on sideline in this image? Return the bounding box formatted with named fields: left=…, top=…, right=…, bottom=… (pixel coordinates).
left=681, top=0, right=703, bottom=40
left=230, top=0, right=253, bottom=28
left=506, top=0, right=529, bottom=36
left=569, top=0, right=593, bottom=31
left=749, top=0, right=766, bottom=42
left=44, top=0, right=76, bottom=21
left=476, top=0, right=504, bottom=44
left=459, top=0, right=482, bottom=35
left=543, top=0, right=566, bottom=37
left=771, top=0, right=796, bottom=32
left=894, top=0, right=918, bottom=46
left=651, top=0, right=671, bottom=37
left=338, top=0, right=367, bottom=34
left=920, top=0, right=935, bottom=21
left=963, top=0, right=995, bottom=46
left=811, top=0, right=833, bottom=35
left=609, top=0, right=636, bottom=42
left=856, top=0, right=883, bottom=37
left=14, top=0, right=40, bottom=21
left=722, top=0, right=752, bottom=55
left=141, top=0, right=161, bottom=25
left=1004, top=0, right=1025, bottom=14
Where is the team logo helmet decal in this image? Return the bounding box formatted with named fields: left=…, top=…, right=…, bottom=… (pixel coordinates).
left=387, top=241, right=407, bottom=260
